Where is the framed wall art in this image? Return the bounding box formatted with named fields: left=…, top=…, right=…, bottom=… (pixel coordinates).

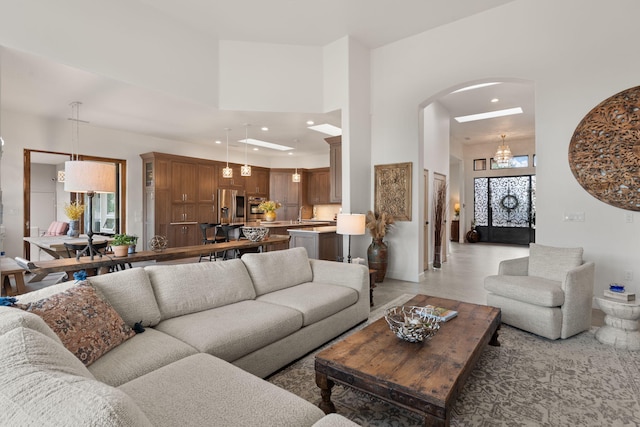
left=374, top=162, right=412, bottom=221
left=473, top=159, right=487, bottom=171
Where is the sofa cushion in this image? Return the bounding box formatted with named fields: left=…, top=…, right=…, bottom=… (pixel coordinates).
left=145, top=259, right=256, bottom=320
left=154, top=300, right=303, bottom=362
left=528, top=243, right=583, bottom=282
left=242, top=247, right=313, bottom=296
left=17, top=282, right=135, bottom=366
left=257, top=282, right=358, bottom=326
left=16, top=279, right=79, bottom=304
left=485, top=275, right=565, bottom=307
left=88, top=267, right=162, bottom=327
left=0, top=306, right=62, bottom=344
left=88, top=328, right=198, bottom=387
left=119, top=353, right=324, bottom=427
left=0, top=327, right=152, bottom=426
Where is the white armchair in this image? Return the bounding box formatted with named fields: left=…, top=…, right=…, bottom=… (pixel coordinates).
left=484, top=243, right=595, bottom=340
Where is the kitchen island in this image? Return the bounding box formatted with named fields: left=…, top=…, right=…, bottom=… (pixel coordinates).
left=288, top=226, right=342, bottom=261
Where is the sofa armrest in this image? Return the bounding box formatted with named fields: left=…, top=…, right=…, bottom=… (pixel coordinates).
left=309, top=259, right=369, bottom=298
left=560, top=261, right=595, bottom=338
left=498, top=256, right=529, bottom=276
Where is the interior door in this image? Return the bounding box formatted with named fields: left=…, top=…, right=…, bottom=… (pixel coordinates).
left=423, top=169, right=429, bottom=270
left=434, top=173, right=447, bottom=264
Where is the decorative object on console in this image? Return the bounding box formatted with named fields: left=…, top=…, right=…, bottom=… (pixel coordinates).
left=64, top=102, right=116, bottom=260
left=365, top=210, right=394, bottom=282
left=241, top=226, right=269, bottom=242
left=258, top=200, right=282, bottom=222
left=569, top=85, right=640, bottom=211
left=111, top=234, right=133, bottom=257
left=494, top=134, right=512, bottom=168
left=149, top=235, right=168, bottom=252
left=454, top=202, right=460, bottom=220
left=337, top=213, right=366, bottom=264
left=384, top=305, right=441, bottom=343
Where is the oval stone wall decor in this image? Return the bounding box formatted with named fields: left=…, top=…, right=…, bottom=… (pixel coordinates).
left=569, top=85, right=640, bottom=211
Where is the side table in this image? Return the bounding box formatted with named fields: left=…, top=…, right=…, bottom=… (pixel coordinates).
left=594, top=296, right=640, bottom=350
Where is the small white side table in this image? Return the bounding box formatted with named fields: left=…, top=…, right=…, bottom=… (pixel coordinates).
left=594, top=296, right=640, bottom=350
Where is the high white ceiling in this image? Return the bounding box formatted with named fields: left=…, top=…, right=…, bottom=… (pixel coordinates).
left=1, top=0, right=532, bottom=160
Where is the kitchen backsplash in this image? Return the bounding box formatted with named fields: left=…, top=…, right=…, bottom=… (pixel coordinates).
left=313, top=204, right=342, bottom=220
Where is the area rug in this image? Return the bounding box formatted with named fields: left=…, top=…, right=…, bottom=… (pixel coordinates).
left=267, top=295, right=640, bottom=426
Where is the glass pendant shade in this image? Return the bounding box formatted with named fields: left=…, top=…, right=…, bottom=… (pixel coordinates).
left=223, top=127, right=232, bottom=178
left=241, top=164, right=251, bottom=176
left=292, top=171, right=301, bottom=182
left=242, top=124, right=251, bottom=176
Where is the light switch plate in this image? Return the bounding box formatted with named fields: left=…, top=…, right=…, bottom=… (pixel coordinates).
left=563, top=212, right=585, bottom=222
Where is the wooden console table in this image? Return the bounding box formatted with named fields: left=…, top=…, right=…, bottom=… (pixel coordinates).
left=17, top=235, right=291, bottom=283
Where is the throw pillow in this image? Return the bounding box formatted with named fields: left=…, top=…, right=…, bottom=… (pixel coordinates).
left=16, top=282, right=135, bottom=366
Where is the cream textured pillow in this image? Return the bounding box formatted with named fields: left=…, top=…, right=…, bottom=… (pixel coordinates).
left=528, top=243, right=583, bottom=282
left=17, top=282, right=135, bottom=366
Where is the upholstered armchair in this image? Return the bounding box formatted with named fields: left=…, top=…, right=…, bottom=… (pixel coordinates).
left=484, top=243, right=595, bottom=340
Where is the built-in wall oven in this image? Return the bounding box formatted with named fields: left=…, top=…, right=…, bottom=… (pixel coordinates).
left=247, top=196, right=267, bottom=221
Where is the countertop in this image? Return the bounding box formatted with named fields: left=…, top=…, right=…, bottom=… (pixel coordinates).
left=287, top=226, right=337, bottom=234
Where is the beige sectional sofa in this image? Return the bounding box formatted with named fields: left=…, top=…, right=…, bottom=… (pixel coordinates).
left=0, top=247, right=368, bottom=426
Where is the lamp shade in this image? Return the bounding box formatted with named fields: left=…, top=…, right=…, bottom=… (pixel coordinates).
left=64, top=161, right=116, bottom=193
left=336, top=213, right=366, bottom=236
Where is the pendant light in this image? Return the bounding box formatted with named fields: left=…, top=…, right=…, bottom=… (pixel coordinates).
left=494, top=134, right=513, bottom=168
left=222, top=128, right=233, bottom=178
left=241, top=123, right=251, bottom=176
left=292, top=139, right=301, bottom=183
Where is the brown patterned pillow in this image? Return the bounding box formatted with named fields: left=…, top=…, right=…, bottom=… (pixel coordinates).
left=17, top=282, right=134, bottom=366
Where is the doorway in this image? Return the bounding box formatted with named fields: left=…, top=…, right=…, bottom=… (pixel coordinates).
left=423, top=169, right=429, bottom=270
left=433, top=172, right=447, bottom=264
left=473, top=175, right=535, bottom=245
left=23, top=149, right=127, bottom=259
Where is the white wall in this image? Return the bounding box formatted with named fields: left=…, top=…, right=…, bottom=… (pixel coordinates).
left=370, top=0, right=640, bottom=295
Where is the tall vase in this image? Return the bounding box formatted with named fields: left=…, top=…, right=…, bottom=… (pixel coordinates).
left=367, top=238, right=388, bottom=283
left=67, top=220, right=80, bottom=238
left=264, top=211, right=276, bottom=222
left=433, top=246, right=442, bottom=269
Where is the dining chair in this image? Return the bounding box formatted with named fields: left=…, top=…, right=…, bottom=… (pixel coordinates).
left=198, top=223, right=222, bottom=262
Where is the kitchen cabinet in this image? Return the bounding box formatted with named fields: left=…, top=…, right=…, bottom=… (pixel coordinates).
left=218, top=164, right=245, bottom=189
left=269, top=169, right=308, bottom=221
left=168, top=224, right=198, bottom=248
left=245, top=167, right=269, bottom=196
left=307, top=168, right=330, bottom=205
left=288, top=226, right=342, bottom=261
left=197, top=163, right=217, bottom=223
left=171, top=161, right=197, bottom=203
left=326, top=136, right=342, bottom=203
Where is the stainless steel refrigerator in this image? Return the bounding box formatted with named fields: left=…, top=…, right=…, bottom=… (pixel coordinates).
left=217, top=189, right=246, bottom=224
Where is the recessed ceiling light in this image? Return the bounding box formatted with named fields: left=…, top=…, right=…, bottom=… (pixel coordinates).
left=452, top=82, right=501, bottom=93
left=288, top=152, right=293, bottom=155
left=308, top=123, right=342, bottom=136
left=253, top=147, right=259, bottom=151
left=215, top=140, right=222, bottom=144
left=239, top=138, right=293, bottom=151
left=306, top=120, right=314, bottom=125
left=454, top=107, right=523, bottom=123
left=491, top=98, right=499, bottom=103
left=261, top=127, right=268, bottom=131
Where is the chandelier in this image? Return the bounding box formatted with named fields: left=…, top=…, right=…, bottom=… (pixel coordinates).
left=494, top=134, right=512, bottom=168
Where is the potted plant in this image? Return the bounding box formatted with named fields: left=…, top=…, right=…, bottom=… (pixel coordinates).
left=111, top=234, right=133, bottom=257
left=258, top=200, right=282, bottom=222
left=63, top=201, right=85, bottom=238
left=127, top=234, right=138, bottom=254
left=365, top=211, right=395, bottom=282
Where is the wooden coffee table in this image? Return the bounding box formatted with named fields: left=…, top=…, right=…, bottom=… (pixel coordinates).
left=315, top=294, right=501, bottom=426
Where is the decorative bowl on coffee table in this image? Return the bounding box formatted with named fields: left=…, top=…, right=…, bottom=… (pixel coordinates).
left=384, top=305, right=441, bottom=343
left=241, top=226, right=269, bottom=242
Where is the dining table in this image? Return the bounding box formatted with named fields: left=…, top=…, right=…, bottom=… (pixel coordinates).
left=24, top=235, right=114, bottom=260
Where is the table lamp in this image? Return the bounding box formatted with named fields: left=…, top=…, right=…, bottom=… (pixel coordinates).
left=336, top=213, right=366, bottom=263
left=64, top=160, right=116, bottom=259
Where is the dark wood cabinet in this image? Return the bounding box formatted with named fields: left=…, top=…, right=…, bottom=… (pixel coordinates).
left=245, top=167, right=269, bottom=196
left=450, top=220, right=460, bottom=242
left=307, top=168, right=330, bottom=205
left=270, top=169, right=308, bottom=221
left=326, top=136, right=342, bottom=203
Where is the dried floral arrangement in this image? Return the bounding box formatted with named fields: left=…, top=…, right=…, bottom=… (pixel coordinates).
left=365, top=211, right=395, bottom=240
left=64, top=201, right=85, bottom=220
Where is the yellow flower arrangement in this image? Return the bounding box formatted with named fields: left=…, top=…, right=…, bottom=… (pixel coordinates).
left=64, top=201, right=85, bottom=220
left=258, top=200, right=282, bottom=212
